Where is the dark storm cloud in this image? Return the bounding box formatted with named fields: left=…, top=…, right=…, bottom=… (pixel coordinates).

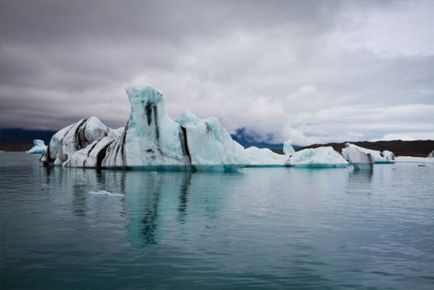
left=1, top=0, right=433, bottom=144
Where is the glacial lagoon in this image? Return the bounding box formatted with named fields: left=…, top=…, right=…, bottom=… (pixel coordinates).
left=1, top=152, right=434, bottom=289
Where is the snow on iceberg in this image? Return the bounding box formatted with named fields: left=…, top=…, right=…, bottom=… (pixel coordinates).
left=41, top=86, right=288, bottom=169
left=27, top=139, right=47, bottom=154
left=287, top=146, right=349, bottom=168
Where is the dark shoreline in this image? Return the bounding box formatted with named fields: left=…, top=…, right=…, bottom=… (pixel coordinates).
left=0, top=143, right=33, bottom=152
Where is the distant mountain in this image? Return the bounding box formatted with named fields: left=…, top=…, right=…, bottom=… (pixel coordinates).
left=230, top=127, right=302, bottom=152
left=0, top=128, right=56, bottom=144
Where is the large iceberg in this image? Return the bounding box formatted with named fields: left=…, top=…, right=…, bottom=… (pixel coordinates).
left=287, top=146, right=349, bottom=168
left=41, top=86, right=288, bottom=169
left=27, top=139, right=47, bottom=154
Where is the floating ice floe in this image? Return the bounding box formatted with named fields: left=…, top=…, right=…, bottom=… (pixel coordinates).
left=341, top=143, right=374, bottom=170
left=245, top=146, right=288, bottom=167
left=27, top=139, right=47, bottom=154
left=88, top=190, right=124, bottom=197
left=41, top=86, right=289, bottom=170
left=342, top=143, right=394, bottom=164
left=287, top=146, right=349, bottom=168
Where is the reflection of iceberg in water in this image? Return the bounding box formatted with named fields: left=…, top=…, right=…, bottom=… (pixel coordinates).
left=177, top=173, right=192, bottom=223
left=124, top=171, right=164, bottom=246
left=121, top=171, right=234, bottom=246
left=346, top=169, right=373, bottom=195
left=40, top=166, right=239, bottom=247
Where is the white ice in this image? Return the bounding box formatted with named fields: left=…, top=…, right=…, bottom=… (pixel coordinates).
left=287, top=146, right=349, bottom=168
left=88, top=190, right=124, bottom=197
left=26, top=139, right=47, bottom=154
left=245, top=146, right=287, bottom=166
left=45, top=116, right=109, bottom=166
left=382, top=150, right=395, bottom=162
left=343, top=143, right=393, bottom=164
left=283, top=140, right=295, bottom=155
left=42, top=86, right=290, bottom=169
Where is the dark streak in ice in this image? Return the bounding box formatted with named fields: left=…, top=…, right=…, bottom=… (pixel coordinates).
left=145, top=102, right=153, bottom=126
left=179, top=126, right=191, bottom=164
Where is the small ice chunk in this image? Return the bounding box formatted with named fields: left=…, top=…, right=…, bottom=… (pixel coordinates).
left=382, top=150, right=395, bottom=162
left=27, top=139, right=47, bottom=154
left=88, top=190, right=124, bottom=197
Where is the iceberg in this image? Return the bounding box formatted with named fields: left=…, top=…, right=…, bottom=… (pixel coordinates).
left=341, top=143, right=374, bottom=170
left=65, top=136, right=114, bottom=168
left=382, top=150, right=395, bottom=162
left=287, top=146, right=349, bottom=168
left=27, top=139, right=47, bottom=154
left=174, top=112, right=249, bottom=166
left=245, top=146, right=287, bottom=166
left=342, top=143, right=393, bottom=164
left=41, top=86, right=288, bottom=169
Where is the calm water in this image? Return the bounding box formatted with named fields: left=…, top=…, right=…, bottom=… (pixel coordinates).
left=1, top=152, right=434, bottom=289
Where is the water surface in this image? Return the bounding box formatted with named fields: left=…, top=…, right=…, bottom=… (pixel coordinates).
left=1, top=152, right=434, bottom=289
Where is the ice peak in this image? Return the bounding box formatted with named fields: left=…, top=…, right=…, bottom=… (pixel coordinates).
left=126, top=86, right=164, bottom=103
left=176, top=111, right=200, bottom=126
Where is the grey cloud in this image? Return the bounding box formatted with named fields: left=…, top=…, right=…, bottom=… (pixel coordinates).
left=1, top=0, right=433, bottom=145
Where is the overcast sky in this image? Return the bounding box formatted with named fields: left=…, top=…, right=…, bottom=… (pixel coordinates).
left=1, top=0, right=433, bottom=145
